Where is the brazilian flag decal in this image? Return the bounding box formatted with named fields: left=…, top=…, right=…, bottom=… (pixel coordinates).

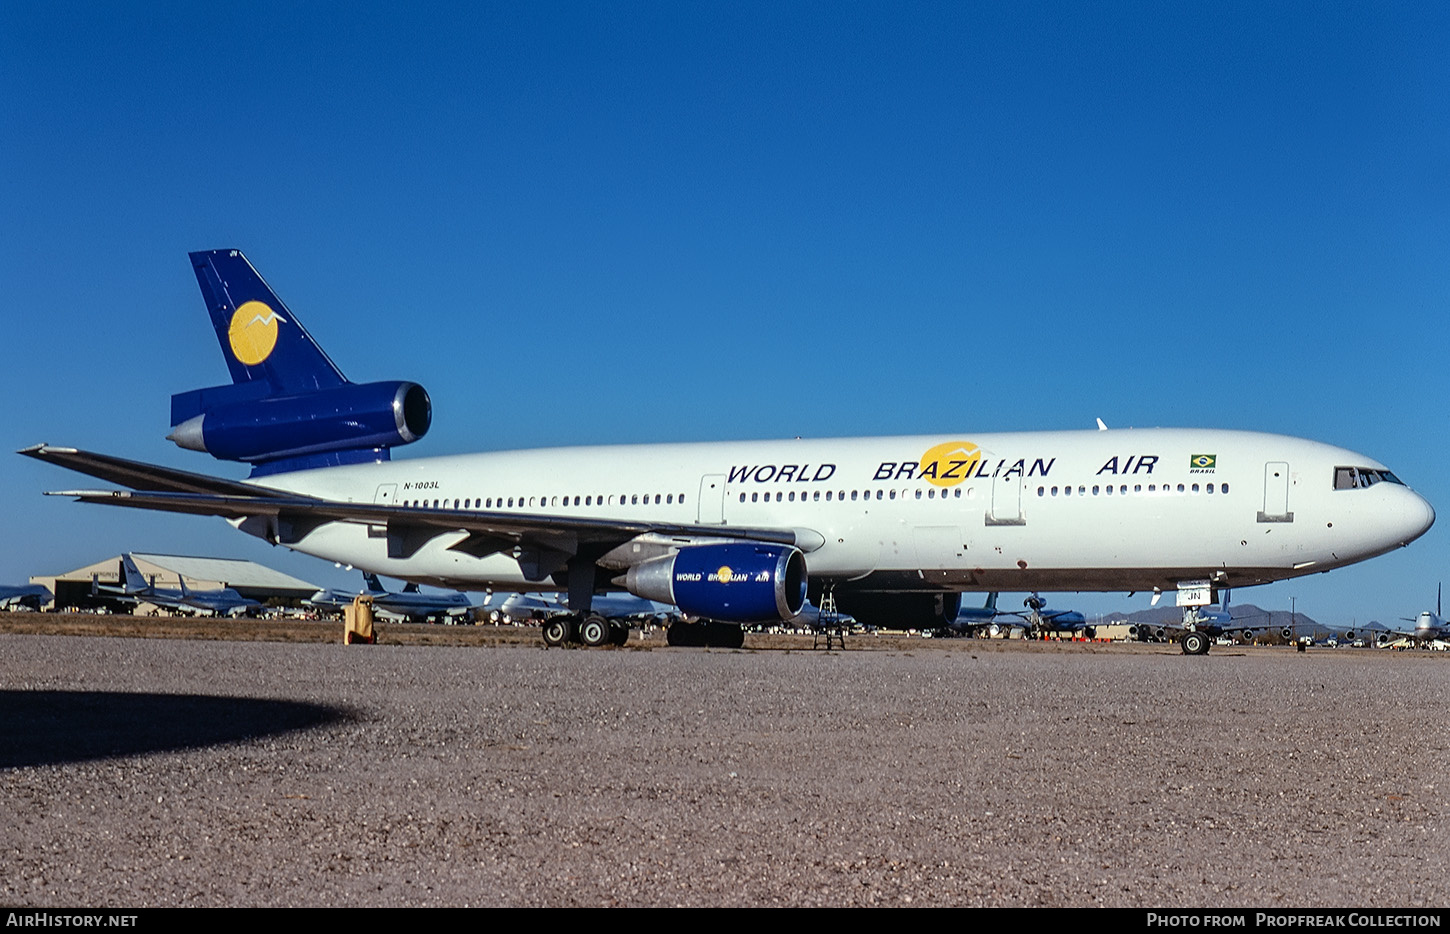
left=1190, top=454, right=1217, bottom=470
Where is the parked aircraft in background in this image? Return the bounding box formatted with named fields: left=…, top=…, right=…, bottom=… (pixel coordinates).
left=1400, top=585, right=1450, bottom=644
left=946, top=593, right=1010, bottom=636
left=25, top=250, right=1436, bottom=654
left=484, top=592, right=563, bottom=625
left=0, top=584, right=51, bottom=611
left=1352, top=585, right=1450, bottom=646
left=945, top=593, right=1093, bottom=639
left=484, top=591, right=674, bottom=627
left=1012, top=594, right=1094, bottom=639
left=1128, top=592, right=1283, bottom=653
left=93, top=554, right=260, bottom=617
left=309, top=573, right=472, bottom=621
left=785, top=599, right=857, bottom=632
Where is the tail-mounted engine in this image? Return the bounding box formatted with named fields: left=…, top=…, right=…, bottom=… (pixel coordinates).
left=169, top=380, right=431, bottom=470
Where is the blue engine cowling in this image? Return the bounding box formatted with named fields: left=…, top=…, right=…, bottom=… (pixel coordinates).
left=625, top=543, right=806, bottom=623
left=168, top=380, right=431, bottom=465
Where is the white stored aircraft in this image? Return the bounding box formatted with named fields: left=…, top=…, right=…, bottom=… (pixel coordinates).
left=309, top=573, right=474, bottom=622
left=23, top=250, right=1436, bottom=653
left=1360, top=584, right=1450, bottom=646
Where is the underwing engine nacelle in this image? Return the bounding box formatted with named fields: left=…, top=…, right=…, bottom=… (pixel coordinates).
left=625, top=543, right=807, bottom=623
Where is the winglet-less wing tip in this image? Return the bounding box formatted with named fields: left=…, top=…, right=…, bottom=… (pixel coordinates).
left=19, top=444, right=79, bottom=456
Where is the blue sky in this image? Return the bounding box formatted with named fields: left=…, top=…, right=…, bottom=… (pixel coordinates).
left=2, top=2, right=1446, bottom=626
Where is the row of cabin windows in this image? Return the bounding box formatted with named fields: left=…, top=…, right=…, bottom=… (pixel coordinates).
left=1037, top=482, right=1229, bottom=497
left=399, top=479, right=1244, bottom=511
left=391, top=468, right=1399, bottom=512
left=402, top=493, right=687, bottom=510
left=738, top=487, right=966, bottom=503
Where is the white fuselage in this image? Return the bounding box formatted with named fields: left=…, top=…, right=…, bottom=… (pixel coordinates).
left=240, top=428, right=1434, bottom=596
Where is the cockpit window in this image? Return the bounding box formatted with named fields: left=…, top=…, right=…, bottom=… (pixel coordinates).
left=1335, top=466, right=1403, bottom=490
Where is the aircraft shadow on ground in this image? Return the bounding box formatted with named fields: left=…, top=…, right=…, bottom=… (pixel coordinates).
left=0, top=690, right=350, bottom=769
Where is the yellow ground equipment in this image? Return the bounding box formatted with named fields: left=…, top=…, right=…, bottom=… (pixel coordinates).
left=344, top=594, right=376, bottom=644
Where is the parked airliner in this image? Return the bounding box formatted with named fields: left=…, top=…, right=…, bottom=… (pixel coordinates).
left=92, top=554, right=260, bottom=617
left=1359, top=585, right=1450, bottom=646
left=23, top=250, right=1436, bottom=653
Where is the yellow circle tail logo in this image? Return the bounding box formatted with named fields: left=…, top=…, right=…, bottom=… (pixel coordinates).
left=228, top=301, right=287, bottom=366
left=917, top=440, right=982, bottom=487
left=715, top=565, right=733, bottom=584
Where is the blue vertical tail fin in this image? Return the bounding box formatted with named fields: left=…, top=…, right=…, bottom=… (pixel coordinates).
left=189, top=250, right=348, bottom=395
left=168, top=250, right=431, bottom=477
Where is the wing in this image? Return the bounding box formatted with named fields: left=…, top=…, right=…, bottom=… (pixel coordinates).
left=20, top=445, right=286, bottom=497
left=23, top=444, right=823, bottom=581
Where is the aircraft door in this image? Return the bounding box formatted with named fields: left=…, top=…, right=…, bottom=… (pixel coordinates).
left=697, top=474, right=726, bottom=524
left=369, top=484, right=398, bottom=538
left=1259, top=462, right=1293, bottom=522
left=987, top=472, right=1025, bottom=526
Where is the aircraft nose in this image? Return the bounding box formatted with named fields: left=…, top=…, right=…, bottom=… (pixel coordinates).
left=1397, top=490, right=1436, bottom=546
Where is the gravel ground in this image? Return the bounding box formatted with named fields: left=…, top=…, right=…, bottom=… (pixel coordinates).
left=1, top=631, right=1446, bottom=907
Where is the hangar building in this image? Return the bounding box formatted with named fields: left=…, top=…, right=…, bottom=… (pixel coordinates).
left=31, top=553, right=321, bottom=611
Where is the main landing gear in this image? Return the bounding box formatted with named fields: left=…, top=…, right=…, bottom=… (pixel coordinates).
left=1179, top=630, right=1211, bottom=656
left=541, top=614, right=631, bottom=648
left=1178, top=604, right=1214, bottom=655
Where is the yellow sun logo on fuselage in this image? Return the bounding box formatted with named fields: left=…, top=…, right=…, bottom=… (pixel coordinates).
left=714, top=566, right=733, bottom=584
left=228, top=301, right=286, bottom=366
left=917, top=440, right=982, bottom=487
